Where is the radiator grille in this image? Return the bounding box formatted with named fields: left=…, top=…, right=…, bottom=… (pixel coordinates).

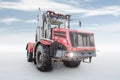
left=70, top=32, right=95, bottom=47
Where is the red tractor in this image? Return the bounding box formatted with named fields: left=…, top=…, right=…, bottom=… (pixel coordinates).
left=26, top=10, right=96, bottom=72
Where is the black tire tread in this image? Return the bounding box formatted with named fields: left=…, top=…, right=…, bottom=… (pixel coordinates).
left=27, top=51, right=33, bottom=62
left=63, top=61, right=81, bottom=68
left=36, top=45, right=52, bottom=72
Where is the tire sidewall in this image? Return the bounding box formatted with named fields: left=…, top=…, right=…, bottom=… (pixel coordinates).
left=36, top=45, right=44, bottom=68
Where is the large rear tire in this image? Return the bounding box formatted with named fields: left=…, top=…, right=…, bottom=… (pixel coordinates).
left=27, top=51, right=33, bottom=62
left=63, top=60, right=81, bottom=68
left=36, top=45, right=52, bottom=72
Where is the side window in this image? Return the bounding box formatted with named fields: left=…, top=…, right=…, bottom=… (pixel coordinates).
left=43, top=18, right=51, bottom=39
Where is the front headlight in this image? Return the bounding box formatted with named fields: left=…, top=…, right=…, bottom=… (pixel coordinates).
left=66, top=52, right=74, bottom=57
left=69, top=52, right=73, bottom=57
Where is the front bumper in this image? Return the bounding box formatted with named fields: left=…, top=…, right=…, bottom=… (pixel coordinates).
left=55, top=50, right=96, bottom=61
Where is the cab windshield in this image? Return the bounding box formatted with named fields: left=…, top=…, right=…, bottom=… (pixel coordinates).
left=50, top=18, right=69, bottom=28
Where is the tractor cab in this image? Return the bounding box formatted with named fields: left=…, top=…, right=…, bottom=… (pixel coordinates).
left=45, top=11, right=70, bottom=29
left=36, top=11, right=70, bottom=41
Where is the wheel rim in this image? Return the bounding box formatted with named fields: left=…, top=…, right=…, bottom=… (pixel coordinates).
left=36, top=52, right=44, bottom=67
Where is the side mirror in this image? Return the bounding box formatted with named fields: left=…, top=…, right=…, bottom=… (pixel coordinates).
left=79, top=21, right=81, bottom=27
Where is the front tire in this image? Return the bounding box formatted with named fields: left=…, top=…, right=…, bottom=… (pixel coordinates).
left=36, top=45, right=52, bottom=72
left=63, top=60, right=81, bottom=68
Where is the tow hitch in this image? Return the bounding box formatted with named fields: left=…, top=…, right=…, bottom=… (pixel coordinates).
left=83, top=57, right=92, bottom=63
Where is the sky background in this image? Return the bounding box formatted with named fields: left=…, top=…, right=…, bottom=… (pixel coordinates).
left=0, top=0, right=120, bottom=79
left=0, top=0, right=120, bottom=52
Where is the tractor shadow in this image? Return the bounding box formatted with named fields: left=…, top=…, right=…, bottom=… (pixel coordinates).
left=28, top=61, right=81, bottom=73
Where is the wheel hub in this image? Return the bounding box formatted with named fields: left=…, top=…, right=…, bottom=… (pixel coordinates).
left=37, top=52, right=44, bottom=67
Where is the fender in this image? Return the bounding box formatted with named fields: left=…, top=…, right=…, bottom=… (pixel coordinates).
left=26, top=42, right=34, bottom=54
left=40, top=40, right=52, bottom=45
left=34, top=40, right=51, bottom=54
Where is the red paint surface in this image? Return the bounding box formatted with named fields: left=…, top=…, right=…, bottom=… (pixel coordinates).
left=27, top=42, right=34, bottom=53
left=52, top=28, right=96, bottom=51
left=40, top=40, right=51, bottom=45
